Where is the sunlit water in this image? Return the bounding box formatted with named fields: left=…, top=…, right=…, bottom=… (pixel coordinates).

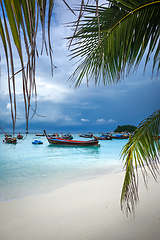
left=0, top=133, right=128, bottom=202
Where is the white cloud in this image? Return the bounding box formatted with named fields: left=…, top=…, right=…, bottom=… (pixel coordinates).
left=95, top=118, right=117, bottom=125
left=81, top=118, right=90, bottom=122
left=65, top=116, right=72, bottom=121
left=81, top=102, right=100, bottom=109
left=107, top=119, right=117, bottom=123
left=96, top=118, right=106, bottom=124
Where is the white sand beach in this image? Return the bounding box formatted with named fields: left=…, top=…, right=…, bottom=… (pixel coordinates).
left=0, top=171, right=160, bottom=240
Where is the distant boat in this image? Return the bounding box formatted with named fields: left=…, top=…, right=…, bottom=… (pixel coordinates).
left=101, top=132, right=109, bottom=136
left=61, top=133, right=73, bottom=140
left=48, top=133, right=59, bottom=138
left=17, top=133, right=23, bottom=139
left=108, top=133, right=129, bottom=139
left=3, top=134, right=17, bottom=144
left=32, top=140, right=43, bottom=144
left=44, top=130, right=99, bottom=147
left=93, top=135, right=112, bottom=140
left=79, top=132, right=93, bottom=138
left=51, top=133, right=57, bottom=137
left=35, top=133, right=45, bottom=136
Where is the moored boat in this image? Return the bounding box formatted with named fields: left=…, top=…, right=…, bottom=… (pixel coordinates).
left=3, top=134, right=17, bottom=144
left=101, top=132, right=109, bottom=136
left=44, top=130, right=99, bottom=146
left=93, top=135, right=112, bottom=140
left=61, top=133, right=73, bottom=140
left=108, top=134, right=129, bottom=139
left=79, top=132, right=93, bottom=138
left=48, top=133, right=59, bottom=138
left=17, top=132, right=23, bottom=139
left=35, top=133, right=45, bottom=136
left=32, top=140, right=43, bottom=144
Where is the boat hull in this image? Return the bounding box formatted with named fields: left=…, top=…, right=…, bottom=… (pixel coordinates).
left=93, top=135, right=112, bottom=140
left=5, top=138, right=17, bottom=144
left=32, top=140, right=43, bottom=144
left=45, top=135, right=99, bottom=146
left=17, top=135, right=23, bottom=139
left=79, top=133, right=93, bottom=138
left=108, top=135, right=129, bottom=139
left=47, top=137, right=99, bottom=146
left=35, top=134, right=45, bottom=136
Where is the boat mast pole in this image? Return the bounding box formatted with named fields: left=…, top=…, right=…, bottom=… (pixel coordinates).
left=43, top=130, right=47, bottom=137
left=0, top=127, right=5, bottom=134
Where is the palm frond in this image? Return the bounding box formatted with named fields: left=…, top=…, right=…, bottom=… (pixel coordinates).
left=0, top=0, right=55, bottom=133
left=120, top=110, right=160, bottom=216
left=1, top=0, right=88, bottom=133
left=68, top=1, right=160, bottom=87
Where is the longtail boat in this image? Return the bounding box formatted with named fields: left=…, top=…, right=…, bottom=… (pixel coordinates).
left=61, top=133, right=73, bottom=140
left=79, top=132, right=93, bottom=138
left=108, top=134, right=129, bottom=139
left=35, top=133, right=45, bottom=136
left=93, top=135, right=112, bottom=140
left=3, top=135, right=17, bottom=144
left=44, top=130, right=99, bottom=146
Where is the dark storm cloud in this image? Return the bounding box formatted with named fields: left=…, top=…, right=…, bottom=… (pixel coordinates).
left=0, top=1, right=159, bottom=133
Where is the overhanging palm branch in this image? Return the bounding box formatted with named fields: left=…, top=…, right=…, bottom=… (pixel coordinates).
left=0, top=0, right=78, bottom=133
left=120, top=110, right=160, bottom=216
left=68, top=1, right=160, bottom=87
left=0, top=0, right=55, bottom=133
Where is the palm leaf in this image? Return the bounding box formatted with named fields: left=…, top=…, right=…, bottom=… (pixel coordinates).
left=0, top=0, right=54, bottom=132
left=0, top=0, right=79, bottom=133
left=120, top=110, right=160, bottom=216
left=1, top=2, right=18, bottom=132
left=68, top=1, right=160, bottom=87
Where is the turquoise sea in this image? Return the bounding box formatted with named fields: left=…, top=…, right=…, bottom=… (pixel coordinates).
left=0, top=133, right=128, bottom=203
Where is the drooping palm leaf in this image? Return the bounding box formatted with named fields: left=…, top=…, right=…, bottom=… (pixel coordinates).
left=120, top=110, right=160, bottom=216
left=68, top=1, right=160, bottom=87
left=0, top=0, right=56, bottom=133
left=1, top=0, right=91, bottom=133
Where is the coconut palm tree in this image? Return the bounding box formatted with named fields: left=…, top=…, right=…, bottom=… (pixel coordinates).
left=67, top=0, right=160, bottom=216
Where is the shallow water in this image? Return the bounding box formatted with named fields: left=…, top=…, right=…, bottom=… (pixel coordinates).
left=0, top=133, right=128, bottom=202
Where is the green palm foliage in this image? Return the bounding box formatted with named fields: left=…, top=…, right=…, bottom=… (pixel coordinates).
left=68, top=0, right=160, bottom=215
left=0, top=0, right=55, bottom=132
left=121, top=110, right=160, bottom=216
left=0, top=0, right=76, bottom=133
left=68, top=1, right=160, bottom=87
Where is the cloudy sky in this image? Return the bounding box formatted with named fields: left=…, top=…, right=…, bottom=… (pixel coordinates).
left=0, top=0, right=159, bottom=133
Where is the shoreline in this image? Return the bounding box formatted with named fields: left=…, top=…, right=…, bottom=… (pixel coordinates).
left=0, top=170, right=160, bottom=240
left=0, top=167, right=124, bottom=204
